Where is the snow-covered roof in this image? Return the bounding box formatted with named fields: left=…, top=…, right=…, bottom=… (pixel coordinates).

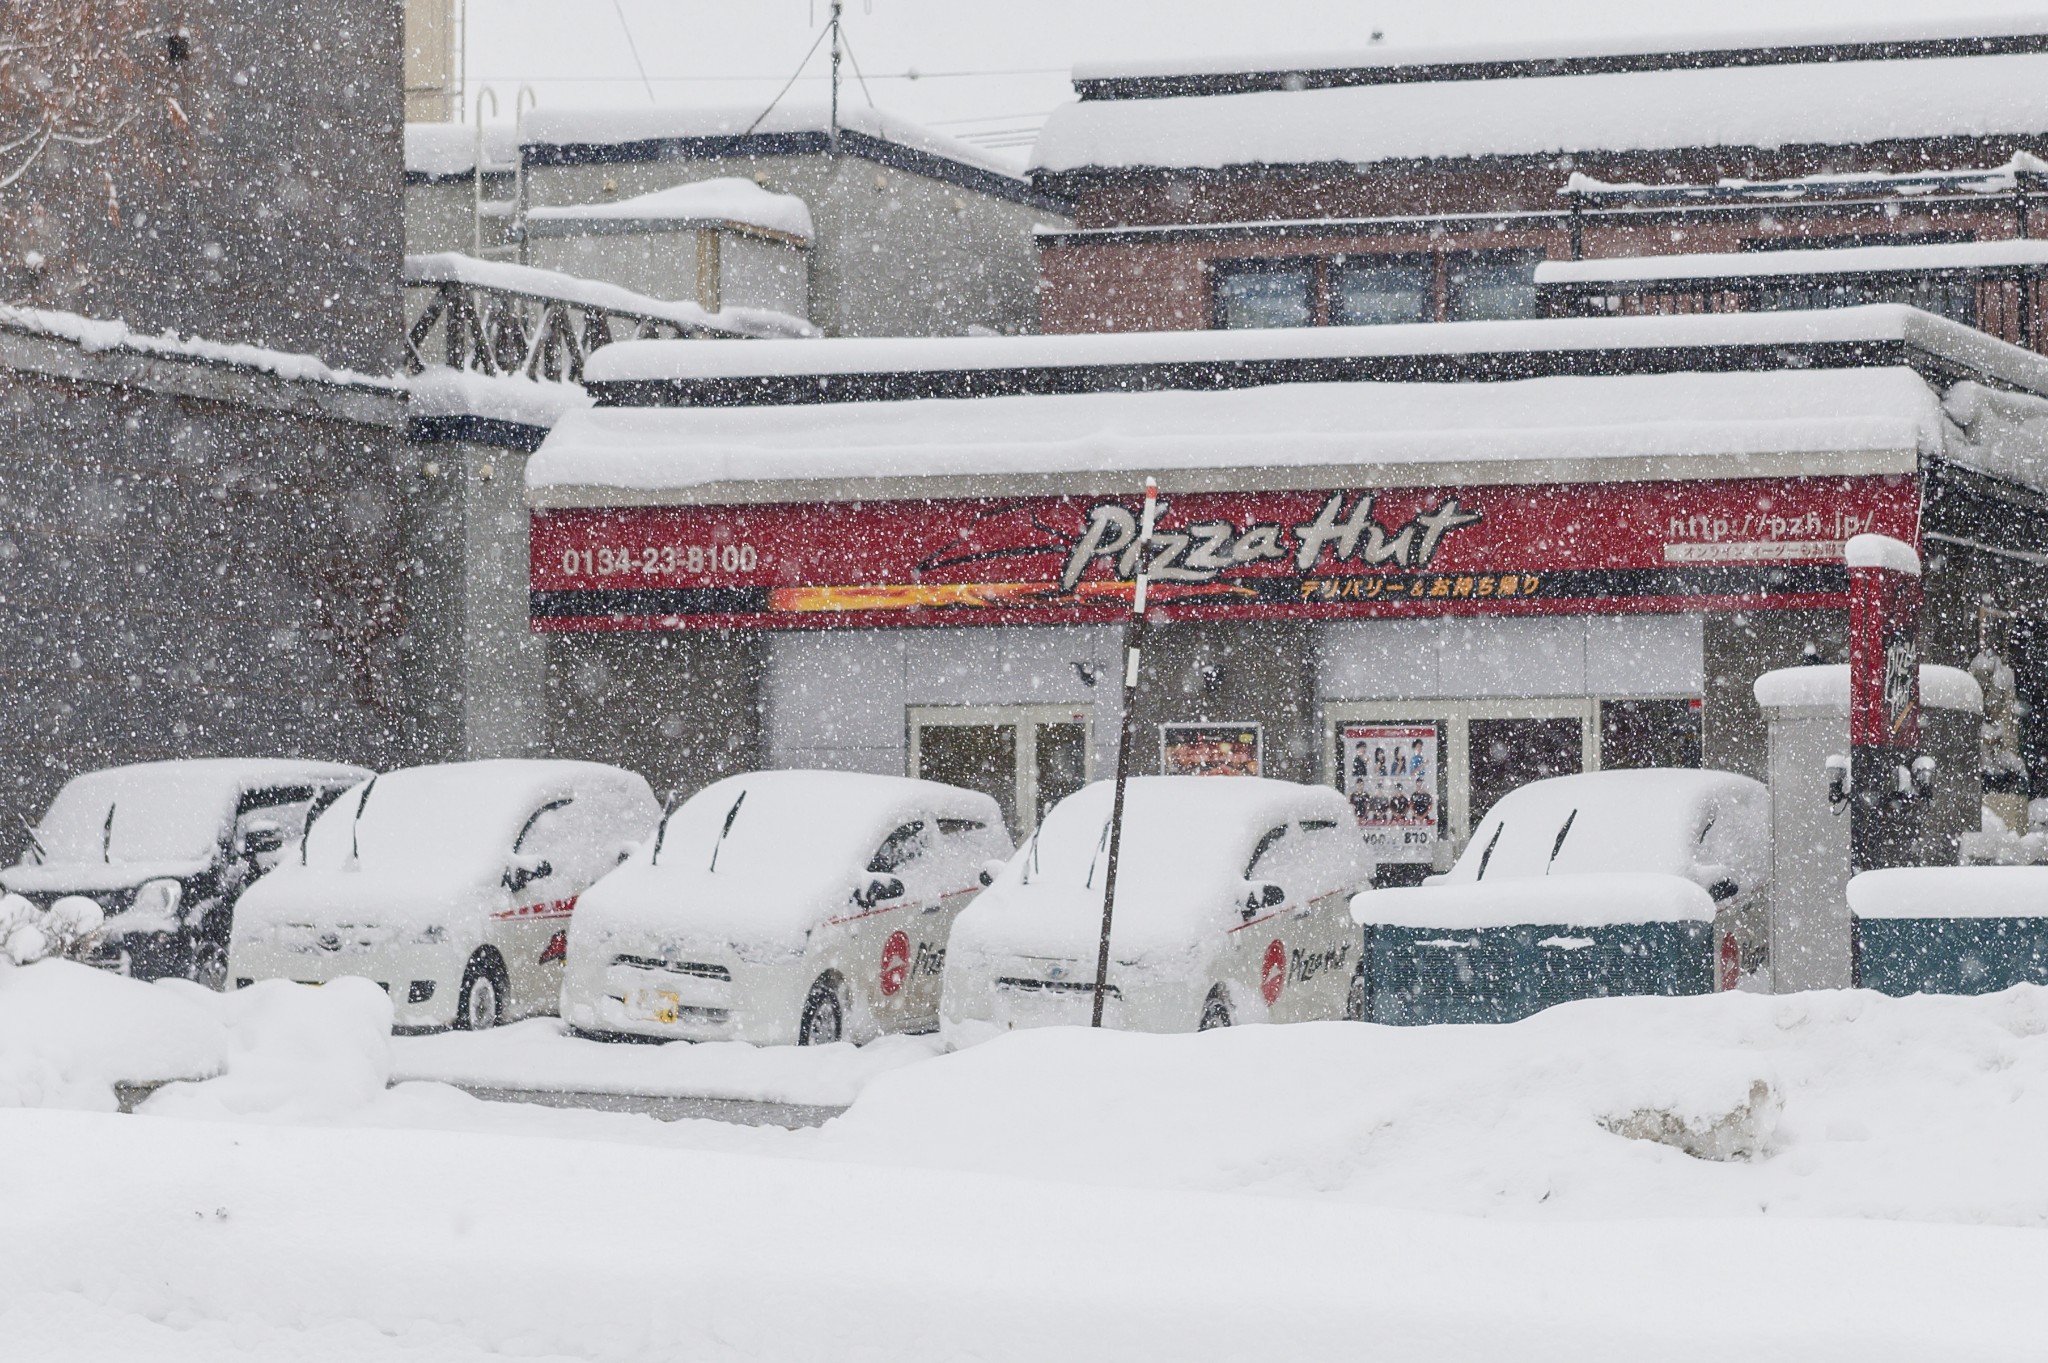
left=1034, top=48, right=2048, bottom=175
left=519, top=102, right=1061, bottom=210
left=1752, top=664, right=1984, bottom=713
left=0, top=302, right=401, bottom=394
left=1070, top=17, right=2048, bottom=85
left=529, top=365, right=1942, bottom=503
left=1563, top=154, right=2048, bottom=202
left=578, top=305, right=2027, bottom=389
left=1537, top=240, right=2048, bottom=288
left=406, top=368, right=592, bottom=435
left=524, top=177, right=813, bottom=243
left=405, top=122, right=519, bottom=181
left=403, top=252, right=818, bottom=340
left=1354, top=873, right=1717, bottom=930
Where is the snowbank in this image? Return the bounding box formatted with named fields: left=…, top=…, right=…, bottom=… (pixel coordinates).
left=390, top=1019, right=937, bottom=1107
left=0, top=964, right=389, bottom=1114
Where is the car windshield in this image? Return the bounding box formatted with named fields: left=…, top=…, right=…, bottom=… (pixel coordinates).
left=32, top=768, right=237, bottom=865
left=301, top=768, right=567, bottom=872
left=653, top=777, right=890, bottom=878
left=1025, top=780, right=1257, bottom=896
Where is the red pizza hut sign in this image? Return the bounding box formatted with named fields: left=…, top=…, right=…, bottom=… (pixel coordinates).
left=531, top=475, right=1919, bottom=631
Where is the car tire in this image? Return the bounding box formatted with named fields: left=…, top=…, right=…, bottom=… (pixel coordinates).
left=456, top=951, right=507, bottom=1031
left=798, top=977, right=844, bottom=1046
left=1345, top=961, right=1368, bottom=1022
left=189, top=929, right=230, bottom=993
left=1198, top=987, right=1232, bottom=1031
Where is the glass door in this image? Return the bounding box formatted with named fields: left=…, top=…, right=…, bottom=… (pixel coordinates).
left=909, top=705, right=1094, bottom=839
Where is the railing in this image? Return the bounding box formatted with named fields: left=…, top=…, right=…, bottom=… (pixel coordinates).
left=402, top=253, right=815, bottom=383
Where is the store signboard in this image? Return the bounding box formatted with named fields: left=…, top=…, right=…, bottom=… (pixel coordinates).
left=1161, top=723, right=1262, bottom=777
left=1339, top=723, right=1440, bottom=863
left=532, top=474, right=1919, bottom=631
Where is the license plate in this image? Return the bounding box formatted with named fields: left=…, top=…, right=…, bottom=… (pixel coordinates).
left=625, top=987, right=683, bottom=1024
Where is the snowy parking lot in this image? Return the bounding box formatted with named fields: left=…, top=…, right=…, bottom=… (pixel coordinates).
left=6, top=959, right=2048, bottom=1360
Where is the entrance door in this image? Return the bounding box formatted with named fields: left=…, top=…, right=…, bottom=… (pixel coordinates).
left=909, top=705, right=1093, bottom=839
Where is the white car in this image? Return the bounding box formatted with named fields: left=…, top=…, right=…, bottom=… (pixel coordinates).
left=228, top=760, right=660, bottom=1029
left=1, top=759, right=370, bottom=985
left=942, top=776, right=1375, bottom=1044
left=1356, top=768, right=1771, bottom=986
left=561, top=770, right=1012, bottom=1046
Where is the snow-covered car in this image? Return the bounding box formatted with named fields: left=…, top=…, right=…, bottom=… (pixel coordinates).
left=0, top=759, right=370, bottom=985
left=941, top=776, right=1375, bottom=1044
left=561, top=769, right=1012, bottom=1046
left=1353, top=768, right=1771, bottom=991
left=228, top=760, right=660, bottom=1030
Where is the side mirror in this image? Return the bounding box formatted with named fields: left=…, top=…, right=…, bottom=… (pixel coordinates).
left=977, top=858, right=1008, bottom=888
left=239, top=820, right=287, bottom=859
left=1707, top=878, right=1740, bottom=903
left=855, top=873, right=905, bottom=908
left=1825, top=753, right=1850, bottom=816
left=504, top=855, right=553, bottom=894
left=1241, top=880, right=1285, bottom=919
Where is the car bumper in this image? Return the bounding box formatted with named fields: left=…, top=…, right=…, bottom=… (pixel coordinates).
left=229, top=938, right=467, bottom=1029
left=562, top=953, right=808, bottom=1047
left=942, top=955, right=1200, bottom=1040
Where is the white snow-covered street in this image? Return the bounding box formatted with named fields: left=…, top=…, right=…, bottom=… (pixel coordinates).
left=6, top=961, right=2048, bottom=1360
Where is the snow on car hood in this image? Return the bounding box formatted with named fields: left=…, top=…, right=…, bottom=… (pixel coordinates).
left=0, top=859, right=212, bottom=897
left=571, top=857, right=842, bottom=960
left=233, top=862, right=500, bottom=943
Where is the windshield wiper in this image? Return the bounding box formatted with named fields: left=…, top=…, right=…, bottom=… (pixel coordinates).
left=649, top=787, right=687, bottom=867
left=101, top=803, right=114, bottom=863
left=17, top=814, right=46, bottom=864
left=348, top=776, right=379, bottom=866
left=708, top=789, right=746, bottom=873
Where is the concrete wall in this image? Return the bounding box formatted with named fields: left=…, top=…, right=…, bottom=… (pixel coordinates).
left=0, top=336, right=416, bottom=856
left=521, top=151, right=1067, bottom=337
left=0, top=0, right=406, bottom=373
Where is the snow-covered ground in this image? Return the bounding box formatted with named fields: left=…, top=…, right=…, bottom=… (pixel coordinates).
left=6, top=960, right=2048, bottom=1359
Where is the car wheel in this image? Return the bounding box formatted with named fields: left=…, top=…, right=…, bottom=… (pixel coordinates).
left=1198, top=987, right=1232, bottom=1031
left=1344, top=961, right=1368, bottom=1022
left=798, top=977, right=844, bottom=1046
left=189, top=931, right=230, bottom=993
left=456, top=952, right=506, bottom=1031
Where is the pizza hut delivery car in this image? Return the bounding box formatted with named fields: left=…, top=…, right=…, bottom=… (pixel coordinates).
left=560, top=769, right=1012, bottom=1045
left=229, top=760, right=659, bottom=1029
left=942, top=776, right=1375, bottom=1045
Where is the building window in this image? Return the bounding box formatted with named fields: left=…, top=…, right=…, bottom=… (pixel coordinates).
left=1754, top=277, right=1979, bottom=328
left=1446, top=249, right=1543, bottom=321
left=1330, top=254, right=1434, bottom=326
left=1210, top=258, right=1316, bottom=329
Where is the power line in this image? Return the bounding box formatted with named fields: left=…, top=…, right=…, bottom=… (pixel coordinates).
left=608, top=0, right=657, bottom=104
left=466, top=67, right=1070, bottom=83
left=744, top=20, right=835, bottom=136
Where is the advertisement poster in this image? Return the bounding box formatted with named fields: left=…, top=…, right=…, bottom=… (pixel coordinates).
left=1161, top=724, right=1263, bottom=777
left=1340, top=724, right=1439, bottom=862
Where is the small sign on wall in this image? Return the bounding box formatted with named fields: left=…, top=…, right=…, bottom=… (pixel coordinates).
left=1161, top=723, right=1263, bottom=777
left=1340, top=723, right=1440, bottom=863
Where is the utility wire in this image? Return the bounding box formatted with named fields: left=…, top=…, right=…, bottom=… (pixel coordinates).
left=609, top=0, right=657, bottom=103
left=744, top=21, right=834, bottom=135
left=839, top=28, right=879, bottom=108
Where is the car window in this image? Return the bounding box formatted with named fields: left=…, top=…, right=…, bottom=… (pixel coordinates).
left=868, top=821, right=930, bottom=875
left=234, top=784, right=321, bottom=871
left=1245, top=825, right=1289, bottom=879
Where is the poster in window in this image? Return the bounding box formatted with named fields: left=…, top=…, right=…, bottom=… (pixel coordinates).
left=1161, top=723, right=1262, bottom=777
left=1340, top=723, right=1439, bottom=862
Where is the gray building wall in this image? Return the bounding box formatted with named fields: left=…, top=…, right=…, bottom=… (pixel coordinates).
left=0, top=331, right=414, bottom=854
left=0, top=0, right=406, bottom=373
left=519, top=150, right=1067, bottom=337
left=543, top=631, right=766, bottom=801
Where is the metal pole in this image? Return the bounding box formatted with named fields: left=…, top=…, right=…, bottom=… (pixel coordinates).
left=828, top=0, right=843, bottom=154
left=1091, top=477, right=1159, bottom=1029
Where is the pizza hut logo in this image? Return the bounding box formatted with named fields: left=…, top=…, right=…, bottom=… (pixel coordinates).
left=879, top=930, right=911, bottom=997
left=1058, top=492, right=1483, bottom=591
left=1261, top=939, right=1288, bottom=1005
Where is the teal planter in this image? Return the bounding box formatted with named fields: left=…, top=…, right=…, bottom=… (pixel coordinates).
left=1364, top=920, right=1716, bottom=1026
left=1854, top=916, right=2048, bottom=996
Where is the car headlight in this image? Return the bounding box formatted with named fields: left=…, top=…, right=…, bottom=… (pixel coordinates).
left=116, top=878, right=182, bottom=935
